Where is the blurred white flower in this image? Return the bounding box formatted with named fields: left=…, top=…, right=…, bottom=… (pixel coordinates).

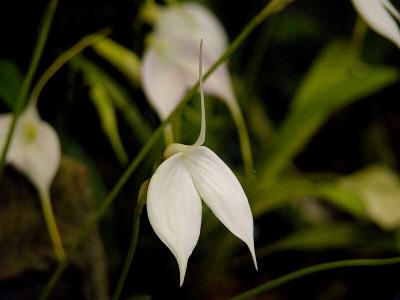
left=142, top=2, right=237, bottom=119
left=147, top=43, right=257, bottom=286
left=351, top=0, right=400, bottom=48
left=0, top=104, right=65, bottom=260
left=0, top=105, right=60, bottom=194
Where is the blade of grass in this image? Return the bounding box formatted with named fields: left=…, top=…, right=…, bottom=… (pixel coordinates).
left=231, top=256, right=400, bottom=300
left=29, top=28, right=112, bottom=108
left=0, top=0, right=58, bottom=180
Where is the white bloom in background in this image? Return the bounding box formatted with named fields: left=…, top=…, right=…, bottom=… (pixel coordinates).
left=0, top=105, right=60, bottom=194
left=147, top=43, right=257, bottom=286
left=0, top=104, right=65, bottom=260
left=351, top=0, right=400, bottom=48
left=142, top=2, right=237, bottom=119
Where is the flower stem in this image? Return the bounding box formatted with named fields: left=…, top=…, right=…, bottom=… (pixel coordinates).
left=39, top=1, right=294, bottom=297
left=229, top=102, right=254, bottom=179
left=39, top=189, right=66, bottom=262
left=163, top=124, right=174, bottom=146
left=0, top=0, right=58, bottom=181
left=112, top=182, right=148, bottom=300
left=29, top=28, right=112, bottom=108
left=231, top=256, right=400, bottom=300
left=348, top=17, right=367, bottom=62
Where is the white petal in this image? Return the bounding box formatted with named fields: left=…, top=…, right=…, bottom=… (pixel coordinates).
left=351, top=0, right=400, bottom=48
left=174, top=42, right=237, bottom=104
left=382, top=0, right=400, bottom=22
left=182, top=146, right=257, bottom=268
left=4, top=107, right=60, bottom=193
left=147, top=153, right=202, bottom=285
left=141, top=44, right=189, bottom=119
left=143, top=1, right=237, bottom=118
left=156, top=2, right=228, bottom=56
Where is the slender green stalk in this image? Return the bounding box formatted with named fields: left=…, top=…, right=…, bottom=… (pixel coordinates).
left=39, top=189, right=66, bottom=262
left=29, top=28, right=112, bottom=108
left=228, top=102, right=254, bottom=178
left=0, top=0, right=58, bottom=180
left=112, top=182, right=148, bottom=300
left=348, top=17, right=367, bottom=62
left=231, top=256, right=400, bottom=300
left=40, top=1, right=294, bottom=297
left=163, top=124, right=174, bottom=146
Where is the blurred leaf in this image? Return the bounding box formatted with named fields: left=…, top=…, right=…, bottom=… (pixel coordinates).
left=337, top=165, right=400, bottom=230
left=76, top=57, right=152, bottom=144
left=250, top=175, right=316, bottom=217
left=250, top=173, right=365, bottom=218
left=256, top=222, right=398, bottom=258
left=258, top=223, right=359, bottom=256
left=92, top=38, right=141, bottom=85
left=317, top=183, right=366, bottom=217
left=88, top=82, right=129, bottom=165
left=0, top=59, right=22, bottom=110
left=259, top=41, right=399, bottom=184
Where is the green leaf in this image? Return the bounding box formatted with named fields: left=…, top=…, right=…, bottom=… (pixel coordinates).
left=257, top=222, right=398, bottom=258
left=337, top=165, right=400, bottom=230
left=257, top=223, right=359, bottom=257
left=75, top=57, right=152, bottom=144
left=250, top=175, right=317, bottom=217
left=88, top=83, right=129, bottom=165
left=317, top=183, right=366, bottom=217
left=250, top=173, right=365, bottom=218
left=0, top=59, right=22, bottom=110
left=92, top=38, right=141, bottom=86
left=259, top=41, right=399, bottom=184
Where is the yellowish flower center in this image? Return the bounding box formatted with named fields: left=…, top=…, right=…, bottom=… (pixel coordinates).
left=23, top=122, right=38, bottom=143
left=164, top=143, right=192, bottom=159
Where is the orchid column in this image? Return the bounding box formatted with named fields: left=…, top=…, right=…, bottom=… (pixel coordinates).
left=142, top=2, right=254, bottom=176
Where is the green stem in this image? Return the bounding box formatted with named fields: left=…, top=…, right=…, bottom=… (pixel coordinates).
left=39, top=189, right=66, bottom=262
left=39, top=0, right=294, bottom=297
left=229, top=102, right=254, bottom=179
left=231, top=256, right=400, bottom=300
left=0, top=0, right=58, bottom=180
left=29, top=28, right=112, bottom=108
left=112, top=182, right=148, bottom=300
left=348, top=17, right=367, bottom=62
left=163, top=124, right=174, bottom=146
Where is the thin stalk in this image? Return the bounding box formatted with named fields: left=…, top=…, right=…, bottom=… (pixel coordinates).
left=0, top=0, right=58, bottom=180
left=231, top=256, right=400, bottom=300
left=29, top=28, right=112, bottom=108
left=163, top=124, right=174, bottom=146
left=40, top=1, right=294, bottom=297
left=112, top=182, right=148, bottom=300
left=348, top=17, right=367, bottom=62
left=228, top=101, right=254, bottom=178
left=39, top=189, right=66, bottom=262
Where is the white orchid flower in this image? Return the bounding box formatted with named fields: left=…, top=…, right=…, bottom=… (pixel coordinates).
left=142, top=2, right=237, bottom=119
left=147, top=42, right=257, bottom=286
left=0, top=104, right=65, bottom=260
left=351, top=0, right=400, bottom=48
